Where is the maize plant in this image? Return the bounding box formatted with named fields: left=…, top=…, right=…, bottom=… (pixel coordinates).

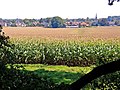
left=10, top=38, right=120, bottom=66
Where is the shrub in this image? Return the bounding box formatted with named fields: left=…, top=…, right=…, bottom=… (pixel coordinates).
left=89, top=71, right=120, bottom=89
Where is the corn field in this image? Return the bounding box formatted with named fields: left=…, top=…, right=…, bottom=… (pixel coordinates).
left=8, top=38, right=120, bottom=66
left=1, top=27, right=120, bottom=89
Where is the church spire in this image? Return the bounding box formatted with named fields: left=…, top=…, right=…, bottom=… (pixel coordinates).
left=95, top=13, right=97, bottom=20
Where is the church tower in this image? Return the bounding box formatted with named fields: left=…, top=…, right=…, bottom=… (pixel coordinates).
left=95, top=13, right=98, bottom=20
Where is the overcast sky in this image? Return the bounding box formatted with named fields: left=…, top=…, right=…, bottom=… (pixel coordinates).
left=0, top=0, right=120, bottom=19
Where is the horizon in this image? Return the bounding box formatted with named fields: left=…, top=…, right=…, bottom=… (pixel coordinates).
left=0, top=0, right=120, bottom=19
left=1, top=15, right=120, bottom=19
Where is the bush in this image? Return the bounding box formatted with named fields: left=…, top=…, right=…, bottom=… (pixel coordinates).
left=0, top=28, right=68, bottom=90
left=0, top=67, right=68, bottom=90
left=89, top=71, right=120, bottom=89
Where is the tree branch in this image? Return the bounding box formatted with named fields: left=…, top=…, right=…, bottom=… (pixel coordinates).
left=108, top=0, right=120, bottom=5
left=68, top=59, right=120, bottom=90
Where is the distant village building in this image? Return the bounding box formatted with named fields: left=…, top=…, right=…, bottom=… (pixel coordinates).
left=0, top=14, right=120, bottom=27
left=65, top=21, right=79, bottom=28
left=79, top=22, right=90, bottom=27
left=108, top=21, right=115, bottom=26
left=4, top=23, right=7, bottom=27
left=0, top=19, right=4, bottom=26
left=42, top=21, right=51, bottom=28
left=66, top=25, right=79, bottom=28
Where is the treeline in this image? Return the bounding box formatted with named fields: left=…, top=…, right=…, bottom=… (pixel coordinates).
left=0, top=16, right=120, bottom=28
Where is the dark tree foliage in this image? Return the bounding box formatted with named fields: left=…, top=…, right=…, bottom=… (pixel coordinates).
left=51, top=16, right=65, bottom=28
left=108, top=0, right=120, bottom=5
left=0, top=25, right=11, bottom=69
left=68, top=59, right=120, bottom=90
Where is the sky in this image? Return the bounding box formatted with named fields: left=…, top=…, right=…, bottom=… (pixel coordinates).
left=0, top=0, right=120, bottom=19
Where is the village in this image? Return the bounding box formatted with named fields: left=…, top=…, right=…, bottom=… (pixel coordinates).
left=0, top=15, right=120, bottom=28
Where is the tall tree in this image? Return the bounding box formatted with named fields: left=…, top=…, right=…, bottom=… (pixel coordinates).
left=68, top=1, right=120, bottom=89
left=51, top=16, right=65, bottom=28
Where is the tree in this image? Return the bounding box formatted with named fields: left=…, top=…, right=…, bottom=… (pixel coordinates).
left=67, top=1, right=120, bottom=89
left=115, top=20, right=120, bottom=26
left=108, top=0, right=120, bottom=5
left=68, top=59, right=120, bottom=90
left=98, top=18, right=109, bottom=26
left=51, top=16, right=65, bottom=28
left=0, top=25, right=13, bottom=70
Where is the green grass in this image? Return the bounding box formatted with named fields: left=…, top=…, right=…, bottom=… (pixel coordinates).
left=16, top=64, right=93, bottom=84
